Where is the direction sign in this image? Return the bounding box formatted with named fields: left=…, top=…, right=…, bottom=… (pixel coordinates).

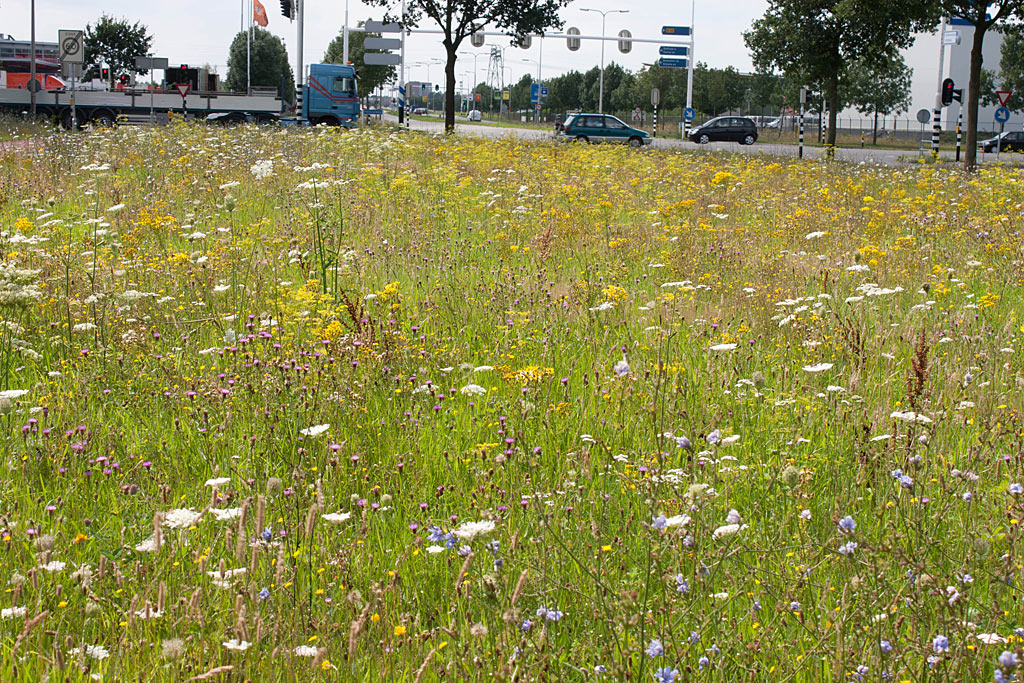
left=530, top=83, right=540, bottom=104
left=365, top=37, right=401, bottom=50
left=942, top=29, right=960, bottom=45
left=683, top=107, right=696, bottom=121
left=996, top=90, right=1012, bottom=106
left=662, top=26, right=691, bottom=36
left=364, top=53, right=402, bottom=66
left=994, top=107, right=1010, bottom=123
left=365, top=20, right=401, bottom=33
left=175, top=83, right=191, bottom=98
left=658, top=57, right=688, bottom=68
left=58, top=29, right=85, bottom=64
left=659, top=46, right=688, bottom=56
left=135, top=56, right=169, bottom=70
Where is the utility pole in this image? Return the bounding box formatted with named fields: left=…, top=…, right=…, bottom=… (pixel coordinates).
left=580, top=7, right=629, bottom=115
left=30, top=0, right=37, bottom=118
left=932, top=16, right=947, bottom=158
left=343, top=0, right=350, bottom=63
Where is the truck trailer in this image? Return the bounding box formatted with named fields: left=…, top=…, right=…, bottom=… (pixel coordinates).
left=0, top=63, right=360, bottom=129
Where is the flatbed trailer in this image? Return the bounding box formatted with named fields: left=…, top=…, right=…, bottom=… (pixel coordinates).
left=0, top=85, right=284, bottom=128
left=0, top=63, right=360, bottom=129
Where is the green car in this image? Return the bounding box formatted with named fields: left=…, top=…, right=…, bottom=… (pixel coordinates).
left=558, top=113, right=652, bottom=147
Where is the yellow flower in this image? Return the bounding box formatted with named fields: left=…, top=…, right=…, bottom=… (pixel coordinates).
left=394, top=625, right=407, bottom=637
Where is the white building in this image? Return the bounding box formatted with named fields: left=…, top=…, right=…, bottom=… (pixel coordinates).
left=905, top=19, right=1012, bottom=134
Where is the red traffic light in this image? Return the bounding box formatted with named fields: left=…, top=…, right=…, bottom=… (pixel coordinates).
left=941, top=78, right=955, bottom=106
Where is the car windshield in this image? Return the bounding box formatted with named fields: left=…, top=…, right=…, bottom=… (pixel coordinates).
left=563, top=115, right=577, bottom=127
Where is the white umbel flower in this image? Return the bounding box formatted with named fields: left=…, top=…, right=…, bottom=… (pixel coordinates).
left=452, top=520, right=496, bottom=540
left=300, top=424, right=330, bottom=437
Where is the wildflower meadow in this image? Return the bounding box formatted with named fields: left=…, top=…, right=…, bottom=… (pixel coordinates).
left=2, top=123, right=1024, bottom=682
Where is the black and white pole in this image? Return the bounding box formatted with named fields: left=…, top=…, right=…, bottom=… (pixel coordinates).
left=652, top=106, right=657, bottom=138
left=932, top=16, right=947, bottom=158
left=295, top=0, right=304, bottom=119
left=955, top=109, right=962, bottom=162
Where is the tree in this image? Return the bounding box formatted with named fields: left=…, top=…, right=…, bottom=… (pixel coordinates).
left=937, top=1, right=1024, bottom=169
left=364, top=0, right=570, bottom=133
left=83, top=15, right=153, bottom=88
left=226, top=28, right=295, bottom=100
left=324, top=19, right=397, bottom=102
left=845, top=52, right=913, bottom=144
left=745, top=0, right=936, bottom=155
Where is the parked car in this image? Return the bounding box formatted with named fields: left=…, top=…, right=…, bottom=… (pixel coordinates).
left=689, top=116, right=759, bottom=145
left=558, top=113, right=651, bottom=147
left=466, top=109, right=482, bottom=122
left=980, top=130, right=1024, bottom=152
left=412, top=107, right=427, bottom=115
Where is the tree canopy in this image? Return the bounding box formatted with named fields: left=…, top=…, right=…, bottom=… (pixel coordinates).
left=323, top=19, right=397, bottom=101
left=744, top=0, right=936, bottom=153
left=83, top=15, right=153, bottom=87
left=225, top=28, right=295, bottom=100
left=363, top=0, right=570, bottom=132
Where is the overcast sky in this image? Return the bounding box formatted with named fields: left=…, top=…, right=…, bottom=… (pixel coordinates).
left=6, top=0, right=950, bottom=116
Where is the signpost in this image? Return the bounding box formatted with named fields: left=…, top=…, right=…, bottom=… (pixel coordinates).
left=916, top=107, right=931, bottom=157
left=995, top=106, right=1010, bottom=155
left=176, top=83, right=191, bottom=118
left=661, top=26, right=691, bottom=36
left=59, top=30, right=84, bottom=130
left=135, top=56, right=169, bottom=124
left=365, top=20, right=404, bottom=123
left=658, top=57, right=688, bottom=68
left=659, top=46, right=688, bottom=56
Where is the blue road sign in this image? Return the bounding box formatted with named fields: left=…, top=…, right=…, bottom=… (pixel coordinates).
left=658, top=57, right=688, bottom=68
left=683, top=107, right=696, bottom=121
left=659, top=46, right=689, bottom=56
left=530, top=83, right=549, bottom=104
left=662, top=26, right=691, bottom=36
left=995, top=107, right=1010, bottom=123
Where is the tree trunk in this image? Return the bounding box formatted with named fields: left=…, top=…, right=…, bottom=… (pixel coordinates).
left=826, top=72, right=839, bottom=156
left=872, top=109, right=878, bottom=146
left=444, top=45, right=458, bottom=133
left=964, top=23, right=987, bottom=171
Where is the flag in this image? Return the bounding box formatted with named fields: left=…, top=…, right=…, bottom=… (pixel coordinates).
left=254, top=0, right=269, bottom=27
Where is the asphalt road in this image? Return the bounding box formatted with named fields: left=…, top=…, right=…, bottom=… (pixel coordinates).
left=386, top=114, right=1020, bottom=167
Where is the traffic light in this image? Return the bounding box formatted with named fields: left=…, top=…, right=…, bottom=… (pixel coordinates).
left=101, top=67, right=109, bottom=81
left=941, top=78, right=954, bottom=106
left=435, top=85, right=439, bottom=92
left=280, top=0, right=294, bottom=19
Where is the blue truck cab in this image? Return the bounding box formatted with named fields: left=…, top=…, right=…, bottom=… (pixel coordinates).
left=304, top=63, right=360, bottom=127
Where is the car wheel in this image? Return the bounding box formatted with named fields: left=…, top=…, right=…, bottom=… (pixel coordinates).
left=698, top=134, right=710, bottom=145
left=628, top=136, right=643, bottom=148
left=575, top=135, right=589, bottom=143
left=743, top=134, right=756, bottom=145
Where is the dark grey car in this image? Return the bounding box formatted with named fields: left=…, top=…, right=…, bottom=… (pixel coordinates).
left=689, top=116, right=758, bottom=145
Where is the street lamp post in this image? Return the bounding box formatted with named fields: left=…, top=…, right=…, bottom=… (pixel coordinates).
left=459, top=51, right=482, bottom=111
left=580, top=7, right=628, bottom=115
left=30, top=0, right=37, bottom=118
